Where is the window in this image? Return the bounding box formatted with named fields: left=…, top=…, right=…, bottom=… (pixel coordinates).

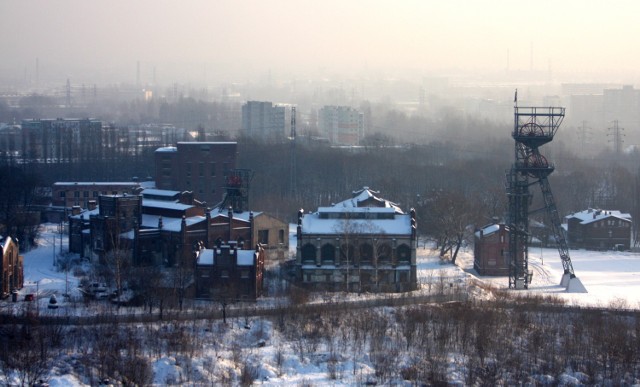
left=279, top=229, right=285, bottom=244
left=301, top=244, right=317, bottom=263
left=186, top=162, right=192, bottom=177
left=74, top=191, right=80, bottom=198
left=93, top=191, right=99, bottom=197
left=220, top=270, right=229, bottom=278
left=241, top=270, right=249, bottom=279
left=258, top=230, right=269, bottom=244
left=360, top=243, right=373, bottom=264
left=321, top=244, right=335, bottom=265
left=60, top=191, right=66, bottom=198
left=210, top=162, right=216, bottom=176
left=199, top=162, right=204, bottom=177
left=83, top=191, right=89, bottom=198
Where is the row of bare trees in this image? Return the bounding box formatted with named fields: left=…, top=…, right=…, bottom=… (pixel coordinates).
left=2, top=290, right=636, bottom=385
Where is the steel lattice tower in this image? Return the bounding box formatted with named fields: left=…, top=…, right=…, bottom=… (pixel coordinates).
left=507, top=101, right=585, bottom=291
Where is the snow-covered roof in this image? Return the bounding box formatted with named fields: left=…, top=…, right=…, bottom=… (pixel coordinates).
left=177, top=141, right=237, bottom=145
left=331, top=187, right=403, bottom=213
left=237, top=250, right=255, bottom=266
left=142, top=214, right=206, bottom=231
left=54, top=182, right=139, bottom=186
left=155, top=146, right=176, bottom=152
left=68, top=207, right=100, bottom=219
left=141, top=188, right=181, bottom=198
left=317, top=206, right=397, bottom=214
left=209, top=207, right=262, bottom=221
left=198, top=249, right=214, bottom=265
left=139, top=180, right=156, bottom=189
left=566, top=209, right=632, bottom=225
left=301, top=213, right=411, bottom=235
left=195, top=248, right=255, bottom=266
left=474, top=224, right=501, bottom=238
left=301, top=187, right=410, bottom=235
left=143, top=199, right=193, bottom=211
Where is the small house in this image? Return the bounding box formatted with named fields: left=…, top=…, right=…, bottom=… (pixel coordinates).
left=474, top=223, right=509, bottom=276
left=565, top=208, right=632, bottom=250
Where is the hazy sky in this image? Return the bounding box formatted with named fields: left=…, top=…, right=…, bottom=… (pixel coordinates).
left=2, top=0, right=640, bottom=84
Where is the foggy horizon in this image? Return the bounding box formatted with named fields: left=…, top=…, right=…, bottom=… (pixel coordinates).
left=3, top=1, right=640, bottom=87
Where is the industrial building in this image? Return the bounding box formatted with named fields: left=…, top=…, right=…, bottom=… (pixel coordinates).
left=295, top=187, right=417, bottom=292
left=154, top=142, right=237, bottom=207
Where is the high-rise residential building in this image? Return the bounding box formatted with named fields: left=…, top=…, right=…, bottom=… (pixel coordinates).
left=154, top=142, right=237, bottom=206
left=18, top=118, right=102, bottom=162
left=241, top=101, right=286, bottom=142
left=318, top=105, right=364, bottom=146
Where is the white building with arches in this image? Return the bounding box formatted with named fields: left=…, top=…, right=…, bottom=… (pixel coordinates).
left=295, top=187, right=417, bottom=292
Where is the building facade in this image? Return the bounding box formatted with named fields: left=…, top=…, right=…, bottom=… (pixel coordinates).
left=195, top=242, right=265, bottom=301
left=566, top=208, right=632, bottom=250
left=19, top=118, right=102, bottom=163
left=318, top=106, right=364, bottom=146
left=1, top=236, right=23, bottom=298
left=52, top=182, right=141, bottom=209
left=295, top=187, right=417, bottom=292
left=473, top=223, right=509, bottom=276
left=69, top=192, right=288, bottom=268
left=241, top=101, right=286, bottom=142
left=154, top=142, right=237, bottom=206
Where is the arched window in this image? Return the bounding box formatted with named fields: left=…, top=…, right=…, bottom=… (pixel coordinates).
left=397, top=244, right=411, bottom=264
left=321, top=243, right=336, bottom=265
left=377, top=243, right=392, bottom=265
left=301, top=243, right=317, bottom=264
left=359, top=243, right=373, bottom=265
left=340, top=243, right=355, bottom=265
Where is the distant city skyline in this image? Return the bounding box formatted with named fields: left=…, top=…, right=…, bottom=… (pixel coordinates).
left=2, top=1, right=640, bottom=86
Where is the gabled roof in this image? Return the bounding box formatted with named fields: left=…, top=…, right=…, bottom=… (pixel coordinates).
left=566, top=208, right=632, bottom=225
left=301, top=187, right=411, bottom=236
left=474, top=224, right=502, bottom=238
left=330, top=186, right=403, bottom=214
left=141, top=214, right=206, bottom=231
left=196, top=248, right=257, bottom=266
left=209, top=208, right=262, bottom=222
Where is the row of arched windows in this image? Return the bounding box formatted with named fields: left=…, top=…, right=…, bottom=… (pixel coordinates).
left=301, top=242, right=411, bottom=266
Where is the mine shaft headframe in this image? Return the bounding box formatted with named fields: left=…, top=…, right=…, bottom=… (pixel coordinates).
left=513, top=107, right=565, bottom=148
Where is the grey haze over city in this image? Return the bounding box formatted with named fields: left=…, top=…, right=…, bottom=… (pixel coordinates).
left=3, top=1, right=640, bottom=85
left=4, top=1, right=640, bottom=386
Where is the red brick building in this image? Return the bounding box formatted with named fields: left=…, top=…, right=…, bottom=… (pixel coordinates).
left=195, top=242, right=266, bottom=301
left=154, top=142, right=237, bottom=206
left=474, top=223, right=509, bottom=276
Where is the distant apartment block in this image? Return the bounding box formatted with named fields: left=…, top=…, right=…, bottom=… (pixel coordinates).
left=154, top=142, right=237, bottom=206
left=318, top=106, right=364, bottom=146
left=18, top=118, right=103, bottom=162
left=241, top=101, right=286, bottom=142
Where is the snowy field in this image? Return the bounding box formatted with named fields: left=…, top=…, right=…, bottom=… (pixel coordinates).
left=3, top=224, right=640, bottom=385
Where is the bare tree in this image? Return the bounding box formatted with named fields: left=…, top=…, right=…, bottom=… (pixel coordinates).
left=419, top=189, right=480, bottom=264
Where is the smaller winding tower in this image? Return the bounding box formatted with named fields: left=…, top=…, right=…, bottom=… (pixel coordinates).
left=218, top=169, right=253, bottom=213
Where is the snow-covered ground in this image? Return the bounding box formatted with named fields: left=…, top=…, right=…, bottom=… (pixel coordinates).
left=4, top=224, right=640, bottom=385
left=457, top=245, right=640, bottom=309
